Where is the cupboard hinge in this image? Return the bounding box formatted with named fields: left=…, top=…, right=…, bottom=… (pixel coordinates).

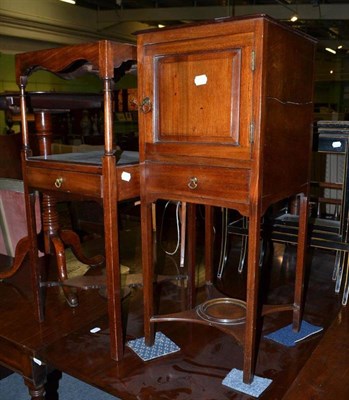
left=251, top=50, right=256, bottom=72
left=249, top=122, right=255, bottom=143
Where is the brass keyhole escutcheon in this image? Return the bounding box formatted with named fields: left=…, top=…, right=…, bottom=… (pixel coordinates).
left=188, top=177, right=198, bottom=190
left=54, top=177, right=63, bottom=188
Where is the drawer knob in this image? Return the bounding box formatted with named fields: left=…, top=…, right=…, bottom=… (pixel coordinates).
left=54, top=177, right=63, bottom=188
left=188, top=177, right=198, bottom=190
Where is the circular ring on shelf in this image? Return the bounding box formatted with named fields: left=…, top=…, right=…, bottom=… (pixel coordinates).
left=196, top=297, right=246, bottom=325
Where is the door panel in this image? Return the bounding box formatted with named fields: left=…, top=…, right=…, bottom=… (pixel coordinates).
left=139, top=32, right=255, bottom=162
left=156, top=49, right=241, bottom=144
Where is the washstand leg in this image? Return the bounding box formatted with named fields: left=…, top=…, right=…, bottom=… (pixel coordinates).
left=293, top=193, right=309, bottom=330
left=142, top=201, right=155, bottom=345
left=243, top=210, right=261, bottom=384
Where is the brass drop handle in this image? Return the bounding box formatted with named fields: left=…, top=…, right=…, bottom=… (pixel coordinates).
left=188, top=177, right=198, bottom=190
left=54, top=177, right=63, bottom=188
left=140, top=97, right=152, bottom=113
left=131, top=97, right=152, bottom=114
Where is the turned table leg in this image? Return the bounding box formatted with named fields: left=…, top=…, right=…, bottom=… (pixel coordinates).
left=44, top=369, right=62, bottom=400
left=25, top=382, right=45, bottom=400
left=23, top=366, right=47, bottom=400
left=33, top=111, right=103, bottom=307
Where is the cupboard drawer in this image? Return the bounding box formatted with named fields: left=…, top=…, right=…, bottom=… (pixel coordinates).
left=144, top=163, right=250, bottom=203
left=26, top=167, right=102, bottom=198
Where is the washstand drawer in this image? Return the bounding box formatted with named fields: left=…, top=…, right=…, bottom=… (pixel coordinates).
left=26, top=167, right=102, bottom=197
left=145, top=163, right=250, bottom=203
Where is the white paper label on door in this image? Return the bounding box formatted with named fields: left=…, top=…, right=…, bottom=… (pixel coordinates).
left=194, top=74, right=208, bottom=86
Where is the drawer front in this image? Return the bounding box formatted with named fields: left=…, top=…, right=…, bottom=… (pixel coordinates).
left=0, top=337, right=33, bottom=377
left=145, top=163, right=250, bottom=204
left=26, top=167, right=102, bottom=198
left=116, top=163, right=140, bottom=201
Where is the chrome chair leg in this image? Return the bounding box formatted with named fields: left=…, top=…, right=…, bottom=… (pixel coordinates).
left=238, top=217, right=266, bottom=273
left=335, top=251, right=346, bottom=294
left=238, top=234, right=248, bottom=274
left=332, top=250, right=342, bottom=281
left=342, top=256, right=349, bottom=305
left=217, top=208, right=228, bottom=279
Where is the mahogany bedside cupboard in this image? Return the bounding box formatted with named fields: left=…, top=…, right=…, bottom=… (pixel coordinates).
left=137, top=15, right=317, bottom=383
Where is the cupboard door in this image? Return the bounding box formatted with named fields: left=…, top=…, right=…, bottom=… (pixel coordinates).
left=139, top=32, right=255, bottom=163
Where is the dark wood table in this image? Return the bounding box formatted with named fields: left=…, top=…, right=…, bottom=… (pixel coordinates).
left=0, top=254, right=108, bottom=400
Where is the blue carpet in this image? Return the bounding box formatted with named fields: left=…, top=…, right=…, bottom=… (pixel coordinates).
left=222, top=369, right=272, bottom=398
left=264, top=320, right=323, bottom=347
left=0, top=371, right=119, bottom=399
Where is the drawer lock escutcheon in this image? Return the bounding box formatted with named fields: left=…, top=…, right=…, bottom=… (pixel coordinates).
left=54, top=177, right=63, bottom=188
left=188, top=177, right=198, bottom=190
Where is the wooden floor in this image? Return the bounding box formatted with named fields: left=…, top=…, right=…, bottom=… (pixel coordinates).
left=0, top=214, right=348, bottom=400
